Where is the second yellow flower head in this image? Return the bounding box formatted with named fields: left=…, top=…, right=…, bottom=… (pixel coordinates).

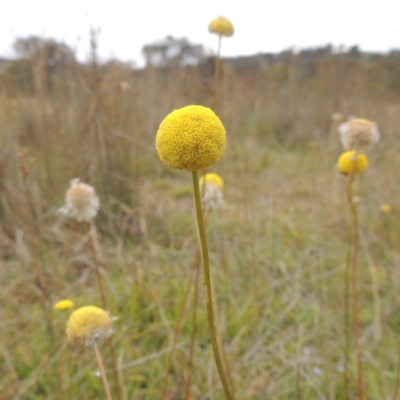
left=66, top=305, right=113, bottom=348
left=337, top=151, right=369, bottom=174
left=156, top=105, right=226, bottom=171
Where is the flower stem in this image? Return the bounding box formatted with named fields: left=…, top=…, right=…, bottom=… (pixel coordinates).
left=85, top=222, right=107, bottom=309
left=191, top=170, right=234, bottom=400
left=85, top=222, right=122, bottom=400
left=94, top=343, right=113, bottom=400
left=211, top=35, right=222, bottom=111
left=347, top=170, right=365, bottom=400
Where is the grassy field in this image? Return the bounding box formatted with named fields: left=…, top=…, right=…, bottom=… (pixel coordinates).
left=1, top=48, right=400, bottom=399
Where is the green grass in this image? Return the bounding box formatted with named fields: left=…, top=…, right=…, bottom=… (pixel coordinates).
left=1, top=54, right=400, bottom=399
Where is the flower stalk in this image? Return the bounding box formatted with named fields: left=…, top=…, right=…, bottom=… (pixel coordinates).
left=347, top=163, right=364, bottom=400
left=191, top=170, right=234, bottom=400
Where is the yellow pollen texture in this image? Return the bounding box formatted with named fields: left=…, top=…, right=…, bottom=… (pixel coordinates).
left=156, top=105, right=226, bottom=171
left=337, top=151, right=369, bottom=174
left=66, top=305, right=112, bottom=348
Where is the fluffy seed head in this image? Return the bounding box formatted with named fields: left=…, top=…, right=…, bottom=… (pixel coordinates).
left=58, top=178, right=100, bottom=222
left=156, top=105, right=226, bottom=171
left=338, top=118, right=380, bottom=151
left=199, top=173, right=224, bottom=191
left=201, top=183, right=224, bottom=211
left=66, top=306, right=113, bottom=348
left=54, top=299, right=74, bottom=310
left=337, top=151, right=369, bottom=175
left=208, top=16, right=235, bottom=37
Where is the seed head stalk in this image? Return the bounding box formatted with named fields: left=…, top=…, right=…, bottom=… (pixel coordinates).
left=94, top=343, right=113, bottom=400
left=84, top=222, right=122, bottom=400
left=191, top=170, right=234, bottom=400
left=346, top=162, right=365, bottom=400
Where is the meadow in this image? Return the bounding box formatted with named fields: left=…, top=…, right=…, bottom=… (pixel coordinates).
left=1, top=43, right=400, bottom=399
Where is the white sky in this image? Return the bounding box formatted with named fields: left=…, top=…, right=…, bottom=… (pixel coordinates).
left=1, top=0, right=400, bottom=66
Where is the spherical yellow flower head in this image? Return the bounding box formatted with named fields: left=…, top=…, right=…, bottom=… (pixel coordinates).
left=337, top=151, right=369, bottom=175
left=66, top=306, right=113, bottom=348
left=199, top=173, right=224, bottom=191
left=54, top=299, right=74, bottom=311
left=156, top=105, right=226, bottom=171
left=208, top=16, right=235, bottom=37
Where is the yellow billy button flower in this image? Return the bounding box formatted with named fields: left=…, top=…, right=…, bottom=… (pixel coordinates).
left=54, top=299, right=74, bottom=310
left=66, top=306, right=113, bottom=348
left=337, top=151, right=369, bottom=175
left=199, top=172, right=224, bottom=191
left=156, top=105, right=226, bottom=171
left=208, top=16, right=235, bottom=37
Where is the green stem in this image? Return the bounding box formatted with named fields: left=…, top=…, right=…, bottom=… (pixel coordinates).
left=191, top=170, right=234, bottom=400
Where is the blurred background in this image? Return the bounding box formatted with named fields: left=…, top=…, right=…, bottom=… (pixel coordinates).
left=1, top=1, right=400, bottom=399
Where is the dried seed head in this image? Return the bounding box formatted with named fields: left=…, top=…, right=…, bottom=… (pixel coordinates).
left=201, top=183, right=224, bottom=211
left=59, top=178, right=100, bottom=222
left=338, top=117, right=380, bottom=152
left=66, top=306, right=113, bottom=348
left=199, top=173, right=224, bottom=211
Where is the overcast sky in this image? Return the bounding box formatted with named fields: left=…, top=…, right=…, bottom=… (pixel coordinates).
left=1, top=0, right=400, bottom=66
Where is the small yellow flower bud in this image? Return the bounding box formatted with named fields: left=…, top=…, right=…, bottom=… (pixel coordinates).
left=337, top=151, right=368, bottom=175
left=66, top=306, right=113, bottom=348
left=54, top=299, right=74, bottom=310
left=156, top=105, right=226, bottom=171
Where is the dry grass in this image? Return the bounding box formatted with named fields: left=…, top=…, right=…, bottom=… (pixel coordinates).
left=0, top=49, right=400, bottom=399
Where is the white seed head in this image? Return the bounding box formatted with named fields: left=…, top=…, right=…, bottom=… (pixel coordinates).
left=338, top=117, right=380, bottom=151
left=59, top=178, right=100, bottom=222
left=201, top=183, right=224, bottom=211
